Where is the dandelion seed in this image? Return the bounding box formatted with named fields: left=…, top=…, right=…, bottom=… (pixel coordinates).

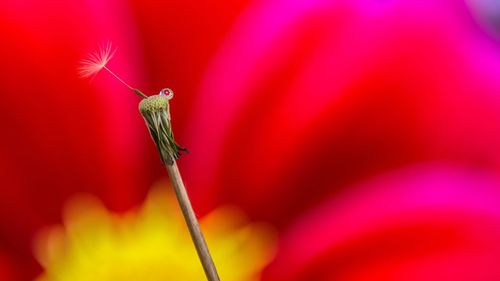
left=78, top=42, right=115, bottom=78
left=78, top=42, right=136, bottom=91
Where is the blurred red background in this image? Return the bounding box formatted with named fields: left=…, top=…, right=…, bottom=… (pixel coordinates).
left=2, top=0, right=500, bottom=280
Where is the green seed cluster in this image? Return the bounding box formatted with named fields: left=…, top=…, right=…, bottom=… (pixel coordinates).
left=139, top=95, right=169, bottom=113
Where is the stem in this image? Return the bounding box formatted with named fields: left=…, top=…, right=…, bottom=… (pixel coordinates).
left=165, top=160, right=220, bottom=281
left=103, top=66, right=134, bottom=90
left=101, top=66, right=147, bottom=99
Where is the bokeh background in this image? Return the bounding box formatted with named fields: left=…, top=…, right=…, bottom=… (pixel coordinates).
left=2, top=0, right=500, bottom=280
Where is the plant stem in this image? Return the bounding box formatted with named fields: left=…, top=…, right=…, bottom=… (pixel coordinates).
left=165, top=160, right=220, bottom=281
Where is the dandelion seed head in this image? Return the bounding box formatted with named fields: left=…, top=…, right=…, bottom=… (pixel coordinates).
left=78, top=42, right=116, bottom=78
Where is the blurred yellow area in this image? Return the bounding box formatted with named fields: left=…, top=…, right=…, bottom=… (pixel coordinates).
left=33, top=182, right=276, bottom=281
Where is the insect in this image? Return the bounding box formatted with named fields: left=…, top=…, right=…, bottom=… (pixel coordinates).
left=79, top=43, right=187, bottom=165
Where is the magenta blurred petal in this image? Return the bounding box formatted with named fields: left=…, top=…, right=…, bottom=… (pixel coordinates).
left=186, top=0, right=500, bottom=227
left=263, top=165, right=500, bottom=280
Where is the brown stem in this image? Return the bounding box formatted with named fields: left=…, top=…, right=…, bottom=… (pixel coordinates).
left=165, top=160, right=220, bottom=281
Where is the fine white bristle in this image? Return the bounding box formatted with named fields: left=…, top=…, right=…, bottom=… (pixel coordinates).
left=78, top=42, right=134, bottom=90
left=78, top=42, right=116, bottom=78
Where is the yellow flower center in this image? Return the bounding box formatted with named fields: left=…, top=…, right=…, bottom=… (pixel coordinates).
left=33, top=182, right=276, bottom=281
